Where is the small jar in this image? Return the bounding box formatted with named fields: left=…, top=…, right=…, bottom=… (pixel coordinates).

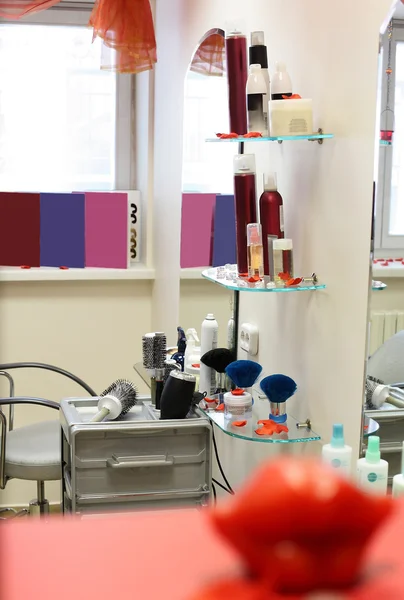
left=224, top=390, right=253, bottom=420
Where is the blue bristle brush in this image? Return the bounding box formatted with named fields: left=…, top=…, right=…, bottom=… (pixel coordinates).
left=225, top=360, right=263, bottom=389
left=260, top=374, right=297, bottom=423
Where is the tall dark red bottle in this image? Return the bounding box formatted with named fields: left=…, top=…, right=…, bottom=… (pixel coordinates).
left=259, top=173, right=284, bottom=276
left=234, top=154, right=257, bottom=275
left=225, top=28, right=248, bottom=135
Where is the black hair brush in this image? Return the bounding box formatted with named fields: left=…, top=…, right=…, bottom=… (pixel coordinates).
left=201, top=348, right=235, bottom=402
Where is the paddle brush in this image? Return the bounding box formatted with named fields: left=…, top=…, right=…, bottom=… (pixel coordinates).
left=91, top=379, right=138, bottom=422
left=201, top=348, right=235, bottom=402
left=260, top=374, right=297, bottom=423
left=225, top=360, right=263, bottom=390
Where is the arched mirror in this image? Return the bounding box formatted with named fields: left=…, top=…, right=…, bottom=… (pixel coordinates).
left=180, top=29, right=234, bottom=349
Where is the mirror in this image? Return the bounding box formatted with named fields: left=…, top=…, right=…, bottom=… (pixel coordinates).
left=180, top=29, right=234, bottom=350
left=365, top=1, right=404, bottom=481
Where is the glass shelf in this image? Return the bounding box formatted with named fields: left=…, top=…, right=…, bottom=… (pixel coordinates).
left=202, top=267, right=326, bottom=293
left=206, top=133, right=334, bottom=143
left=199, top=409, right=320, bottom=443
left=380, top=140, right=392, bottom=146
left=372, top=280, right=387, bottom=291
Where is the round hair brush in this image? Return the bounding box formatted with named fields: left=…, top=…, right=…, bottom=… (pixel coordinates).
left=201, top=348, right=235, bottom=402
left=91, top=379, right=138, bottom=423
left=260, top=374, right=297, bottom=423
left=366, top=376, right=404, bottom=410
left=225, top=360, right=263, bottom=389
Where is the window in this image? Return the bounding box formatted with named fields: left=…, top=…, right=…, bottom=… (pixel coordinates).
left=375, top=24, right=404, bottom=253
left=0, top=4, right=133, bottom=193
left=182, top=70, right=234, bottom=194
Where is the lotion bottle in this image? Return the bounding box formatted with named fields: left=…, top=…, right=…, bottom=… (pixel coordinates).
left=246, top=64, right=268, bottom=136
left=199, top=314, right=218, bottom=396
left=392, top=441, right=404, bottom=497
left=322, top=424, right=353, bottom=478
left=357, top=436, right=388, bottom=495
left=271, top=62, right=292, bottom=100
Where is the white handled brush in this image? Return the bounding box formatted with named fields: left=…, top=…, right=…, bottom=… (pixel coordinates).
left=91, top=379, right=138, bottom=423
left=366, top=376, right=404, bottom=410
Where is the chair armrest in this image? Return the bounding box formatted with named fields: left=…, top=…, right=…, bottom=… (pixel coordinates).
left=0, top=397, right=59, bottom=410
left=0, top=362, right=97, bottom=397
left=0, top=397, right=59, bottom=489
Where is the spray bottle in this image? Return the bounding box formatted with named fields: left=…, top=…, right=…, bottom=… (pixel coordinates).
left=199, top=314, right=218, bottom=396
left=322, top=424, right=353, bottom=478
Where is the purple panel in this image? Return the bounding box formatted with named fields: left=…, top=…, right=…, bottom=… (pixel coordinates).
left=212, top=195, right=237, bottom=267
left=40, top=193, right=85, bottom=268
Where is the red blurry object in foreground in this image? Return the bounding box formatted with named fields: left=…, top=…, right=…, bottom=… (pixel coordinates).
left=212, top=458, right=393, bottom=595
left=2, top=458, right=403, bottom=600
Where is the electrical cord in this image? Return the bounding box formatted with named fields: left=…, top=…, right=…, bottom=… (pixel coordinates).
left=212, top=428, right=235, bottom=495
left=213, top=478, right=234, bottom=495
left=0, top=363, right=97, bottom=397
left=212, top=483, right=217, bottom=504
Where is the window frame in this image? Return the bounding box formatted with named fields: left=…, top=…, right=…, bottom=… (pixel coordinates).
left=375, top=22, right=404, bottom=255
left=0, top=2, right=134, bottom=191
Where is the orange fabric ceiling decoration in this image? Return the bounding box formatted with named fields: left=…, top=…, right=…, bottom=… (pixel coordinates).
left=0, top=0, right=60, bottom=17
left=190, top=32, right=225, bottom=77
left=89, top=0, right=157, bottom=74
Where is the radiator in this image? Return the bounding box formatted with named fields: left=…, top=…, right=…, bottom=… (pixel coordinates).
left=370, top=311, right=404, bottom=356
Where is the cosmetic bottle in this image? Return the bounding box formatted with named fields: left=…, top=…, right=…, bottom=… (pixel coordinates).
left=234, top=154, right=257, bottom=275
left=224, top=390, right=253, bottom=420
left=225, top=23, right=248, bottom=135
left=357, top=436, right=388, bottom=495
left=184, top=328, right=200, bottom=373
left=227, top=309, right=235, bottom=351
left=199, top=314, right=219, bottom=396
left=246, top=64, right=268, bottom=136
left=259, top=173, right=284, bottom=277
left=249, top=31, right=270, bottom=133
left=392, top=441, right=404, bottom=497
left=273, top=238, right=294, bottom=283
left=247, top=223, right=264, bottom=279
left=271, top=62, right=292, bottom=100
left=322, top=424, right=353, bottom=478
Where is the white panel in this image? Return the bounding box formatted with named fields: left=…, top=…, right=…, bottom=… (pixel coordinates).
left=397, top=311, right=404, bottom=333
left=370, top=312, right=386, bottom=355
left=384, top=311, right=399, bottom=342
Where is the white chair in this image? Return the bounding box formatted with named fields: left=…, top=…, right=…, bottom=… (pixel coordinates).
left=0, top=363, right=97, bottom=518
left=0, top=376, right=60, bottom=518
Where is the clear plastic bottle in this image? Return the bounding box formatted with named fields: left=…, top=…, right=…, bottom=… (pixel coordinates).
left=273, top=238, right=293, bottom=283
left=247, top=223, right=264, bottom=278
